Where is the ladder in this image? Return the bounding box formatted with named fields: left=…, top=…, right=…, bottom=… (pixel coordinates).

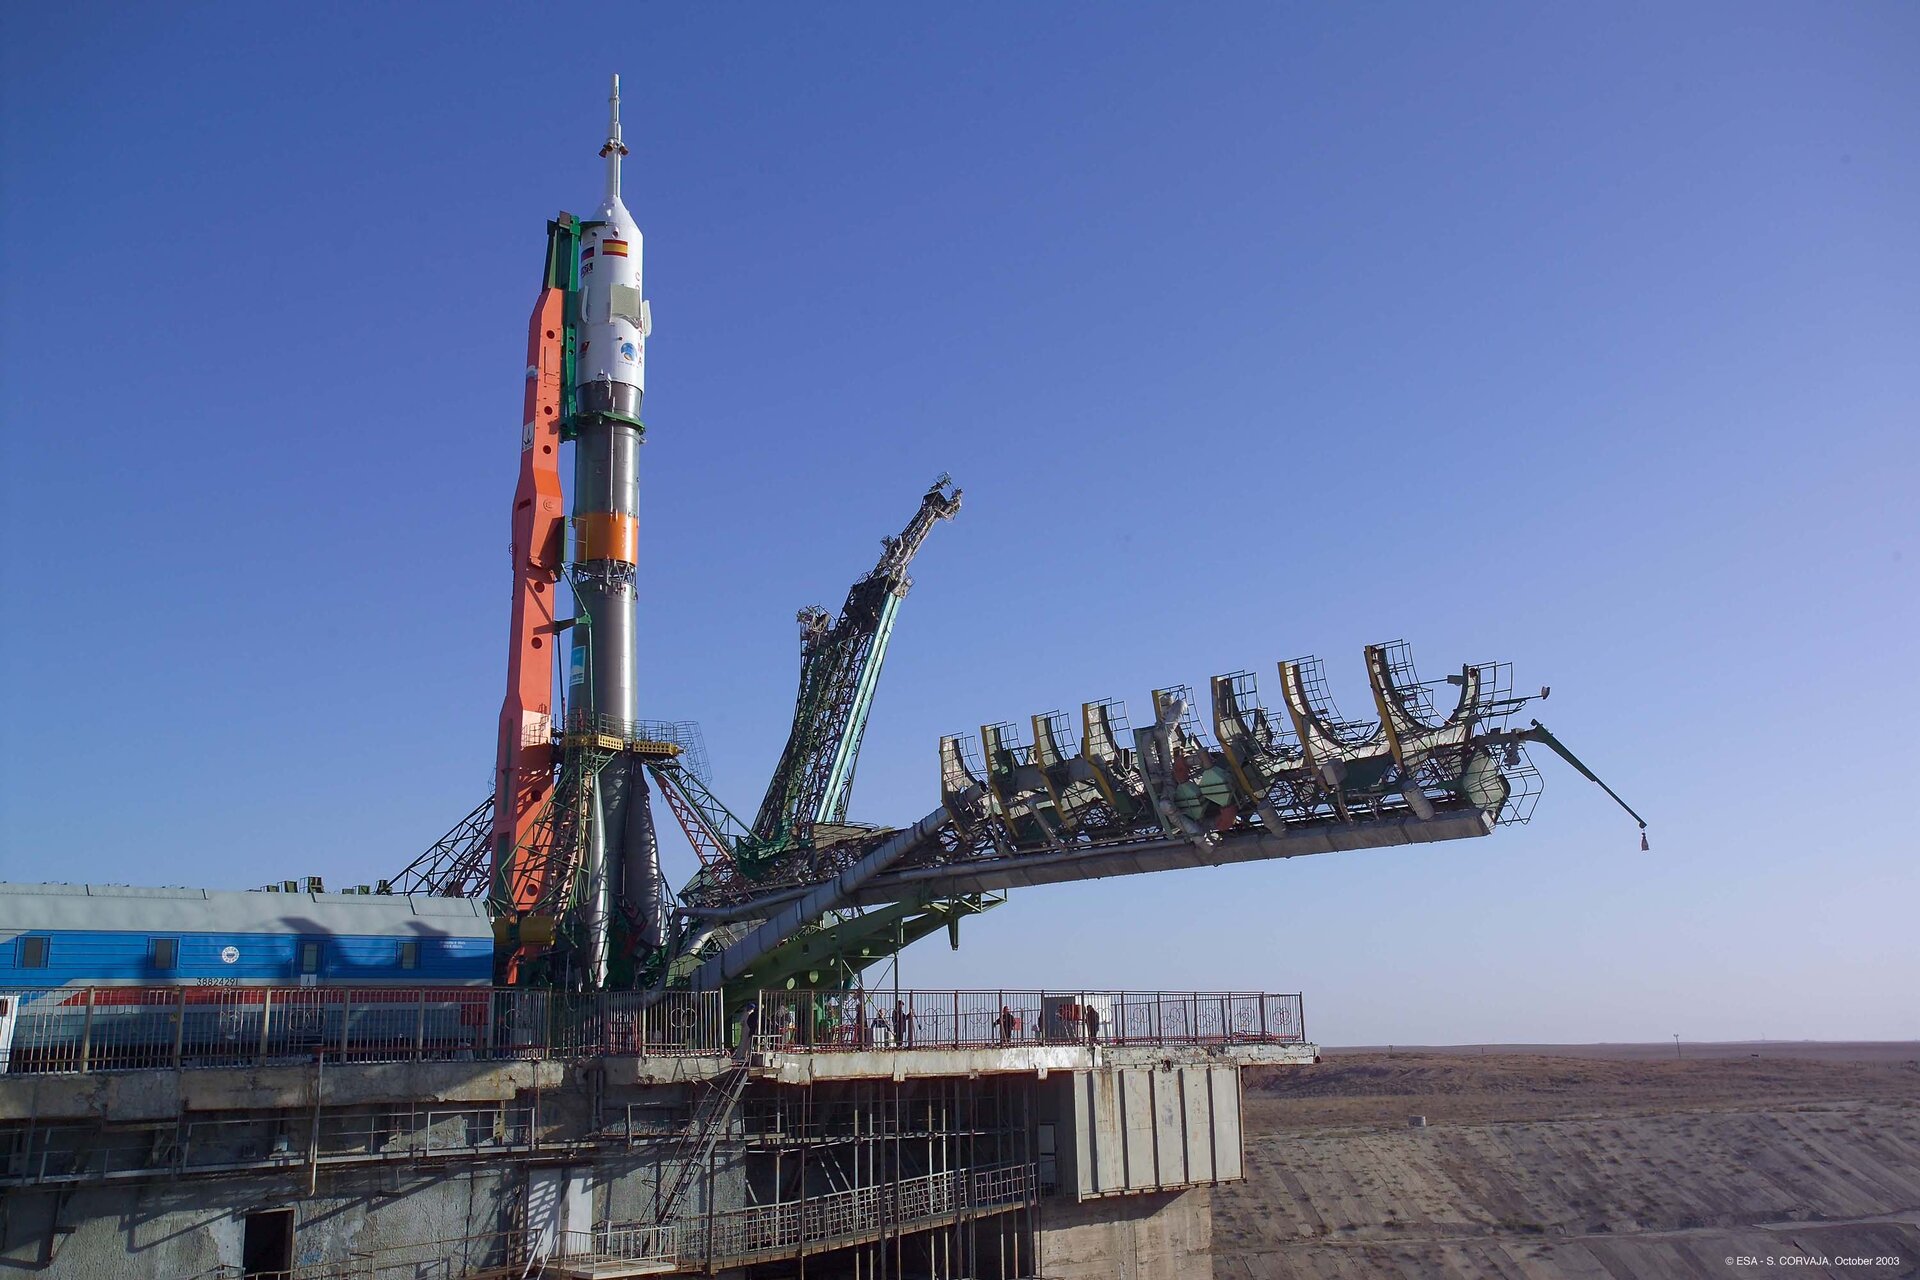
left=653, top=1063, right=750, bottom=1222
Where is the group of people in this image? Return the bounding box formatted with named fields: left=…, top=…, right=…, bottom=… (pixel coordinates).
left=737, top=996, right=917, bottom=1052
left=737, top=996, right=1107, bottom=1054
left=872, top=1000, right=914, bottom=1048
left=998, top=1001, right=1102, bottom=1044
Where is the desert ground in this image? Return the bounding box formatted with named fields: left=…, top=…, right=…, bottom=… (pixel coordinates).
left=1215, top=1043, right=1920, bottom=1279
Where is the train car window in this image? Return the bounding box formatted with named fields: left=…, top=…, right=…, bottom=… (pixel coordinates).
left=152, top=938, right=179, bottom=969
left=19, top=937, right=47, bottom=969
left=398, top=940, right=419, bottom=970
left=299, top=942, right=320, bottom=974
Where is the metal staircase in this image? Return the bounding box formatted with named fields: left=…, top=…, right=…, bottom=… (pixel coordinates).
left=653, top=1063, right=751, bottom=1222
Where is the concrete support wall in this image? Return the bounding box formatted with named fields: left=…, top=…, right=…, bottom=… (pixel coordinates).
left=1039, top=1188, right=1214, bottom=1280
left=1, top=1168, right=518, bottom=1279
left=1059, top=1062, right=1243, bottom=1198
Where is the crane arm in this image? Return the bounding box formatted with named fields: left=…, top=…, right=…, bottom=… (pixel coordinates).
left=746, top=477, right=961, bottom=864
left=872, top=472, right=964, bottom=582
left=1521, top=720, right=1648, bottom=830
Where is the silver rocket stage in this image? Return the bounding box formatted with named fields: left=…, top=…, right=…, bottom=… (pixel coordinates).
left=563, top=75, right=664, bottom=985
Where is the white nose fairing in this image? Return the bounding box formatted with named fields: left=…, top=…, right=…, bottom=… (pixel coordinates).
left=576, top=74, right=649, bottom=419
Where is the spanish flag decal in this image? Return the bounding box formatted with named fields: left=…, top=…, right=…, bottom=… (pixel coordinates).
left=601, top=239, right=630, bottom=257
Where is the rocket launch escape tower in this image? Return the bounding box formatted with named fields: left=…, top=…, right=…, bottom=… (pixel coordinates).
left=390, top=78, right=1645, bottom=1000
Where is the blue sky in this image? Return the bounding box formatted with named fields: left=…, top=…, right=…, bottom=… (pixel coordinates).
left=3, top=4, right=1915, bottom=1044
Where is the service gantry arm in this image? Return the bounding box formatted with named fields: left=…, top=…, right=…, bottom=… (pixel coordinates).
left=740, top=477, right=961, bottom=874
left=666, top=643, right=1649, bottom=997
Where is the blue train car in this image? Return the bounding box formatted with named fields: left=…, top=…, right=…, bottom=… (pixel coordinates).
left=0, top=883, right=497, bottom=1071
left=0, top=882, right=493, bottom=989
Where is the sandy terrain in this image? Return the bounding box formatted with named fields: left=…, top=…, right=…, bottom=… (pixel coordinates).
left=1215, top=1047, right=1920, bottom=1278
left=1333, top=1042, right=1920, bottom=1067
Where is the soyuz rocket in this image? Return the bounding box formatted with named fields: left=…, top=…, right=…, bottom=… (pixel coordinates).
left=492, top=75, right=664, bottom=987
left=568, top=75, right=665, bottom=984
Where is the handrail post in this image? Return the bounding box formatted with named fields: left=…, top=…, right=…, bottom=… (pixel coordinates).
left=1259, top=994, right=1268, bottom=1042
left=339, top=989, right=352, bottom=1061
left=173, top=987, right=187, bottom=1068
left=258, top=989, right=274, bottom=1065
left=414, top=990, right=427, bottom=1060
left=78, top=987, right=95, bottom=1073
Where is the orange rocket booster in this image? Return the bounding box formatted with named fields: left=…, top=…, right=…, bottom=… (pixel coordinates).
left=491, top=279, right=568, bottom=972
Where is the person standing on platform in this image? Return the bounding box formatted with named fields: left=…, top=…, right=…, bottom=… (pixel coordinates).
left=738, top=1002, right=759, bottom=1060
left=894, top=999, right=914, bottom=1049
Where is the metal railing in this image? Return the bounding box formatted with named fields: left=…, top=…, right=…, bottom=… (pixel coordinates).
left=562, top=1162, right=1035, bottom=1267
left=0, top=986, right=722, bottom=1075
left=747, top=989, right=1305, bottom=1052
left=4, top=1102, right=538, bottom=1186
left=711, top=1162, right=1032, bottom=1261
left=561, top=711, right=703, bottom=757
left=0, top=985, right=1301, bottom=1076
left=203, top=1230, right=513, bottom=1280
left=556, top=1221, right=683, bottom=1267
